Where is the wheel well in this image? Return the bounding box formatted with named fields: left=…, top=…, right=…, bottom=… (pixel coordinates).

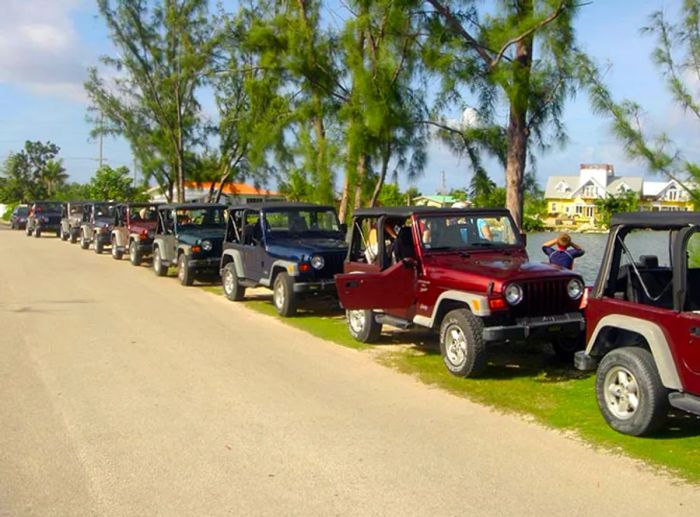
left=433, top=299, right=470, bottom=328
left=591, top=326, right=650, bottom=357
left=270, top=265, right=287, bottom=284
left=221, top=255, right=234, bottom=267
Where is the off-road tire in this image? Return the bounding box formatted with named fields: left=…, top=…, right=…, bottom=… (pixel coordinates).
left=60, top=229, right=69, bottom=241
left=111, top=238, right=123, bottom=260
left=272, top=272, right=297, bottom=317
left=596, top=347, right=669, bottom=436
left=439, top=309, right=486, bottom=378
left=94, top=239, right=104, bottom=254
left=222, top=262, right=246, bottom=301
left=70, top=230, right=78, bottom=244
left=551, top=334, right=586, bottom=363
left=34, top=227, right=41, bottom=238
left=80, top=232, right=89, bottom=249
left=129, top=240, right=142, bottom=266
left=55, top=229, right=61, bottom=238
left=10, top=221, right=16, bottom=230
left=153, top=247, right=168, bottom=277
left=25, top=225, right=32, bottom=237
left=346, top=309, right=382, bottom=343
left=177, top=253, right=194, bottom=286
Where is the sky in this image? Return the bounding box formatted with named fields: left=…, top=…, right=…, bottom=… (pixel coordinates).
left=0, top=0, right=697, bottom=195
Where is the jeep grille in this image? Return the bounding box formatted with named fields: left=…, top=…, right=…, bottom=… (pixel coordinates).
left=510, top=279, right=579, bottom=317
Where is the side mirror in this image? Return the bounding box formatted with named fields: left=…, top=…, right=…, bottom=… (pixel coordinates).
left=402, top=257, right=417, bottom=269
left=520, top=233, right=527, bottom=246
left=339, top=223, right=348, bottom=234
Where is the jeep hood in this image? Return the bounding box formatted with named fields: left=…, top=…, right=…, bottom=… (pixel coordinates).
left=267, top=237, right=347, bottom=259
left=424, top=252, right=579, bottom=291
left=178, top=228, right=225, bottom=244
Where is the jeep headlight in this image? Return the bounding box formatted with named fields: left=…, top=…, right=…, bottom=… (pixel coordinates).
left=201, top=240, right=212, bottom=251
left=504, top=283, right=523, bottom=305
left=310, top=255, right=325, bottom=270
left=567, top=278, right=584, bottom=300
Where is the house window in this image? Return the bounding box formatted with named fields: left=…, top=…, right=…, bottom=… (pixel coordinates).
left=575, top=205, right=583, bottom=215
left=666, top=185, right=678, bottom=201
left=551, top=202, right=557, bottom=212
left=585, top=206, right=595, bottom=218
left=583, top=184, right=597, bottom=198
left=556, top=181, right=569, bottom=193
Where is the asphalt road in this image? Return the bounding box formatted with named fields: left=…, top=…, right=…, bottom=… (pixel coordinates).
left=1, top=224, right=699, bottom=516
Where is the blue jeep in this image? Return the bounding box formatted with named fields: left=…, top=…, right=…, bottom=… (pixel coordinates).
left=220, top=203, right=348, bottom=316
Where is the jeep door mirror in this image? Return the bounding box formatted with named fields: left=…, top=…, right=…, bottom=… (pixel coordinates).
left=339, top=223, right=348, bottom=235
left=402, top=257, right=417, bottom=269
left=520, top=233, right=527, bottom=246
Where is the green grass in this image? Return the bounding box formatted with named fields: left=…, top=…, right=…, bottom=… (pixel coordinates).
left=198, top=283, right=700, bottom=482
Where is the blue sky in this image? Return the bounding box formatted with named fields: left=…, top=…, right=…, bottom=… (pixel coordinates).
left=0, top=0, right=696, bottom=195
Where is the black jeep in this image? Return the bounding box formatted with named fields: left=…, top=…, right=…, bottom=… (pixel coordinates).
left=79, top=202, right=118, bottom=253
left=26, top=201, right=62, bottom=238
left=60, top=200, right=89, bottom=243
left=220, top=202, right=348, bottom=316
left=152, top=203, right=227, bottom=285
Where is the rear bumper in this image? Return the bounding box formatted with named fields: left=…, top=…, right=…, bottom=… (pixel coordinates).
left=483, top=312, right=585, bottom=342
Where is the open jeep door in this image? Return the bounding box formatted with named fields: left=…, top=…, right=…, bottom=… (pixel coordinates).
left=335, top=260, right=417, bottom=311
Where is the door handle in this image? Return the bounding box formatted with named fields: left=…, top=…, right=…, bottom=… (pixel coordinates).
left=345, top=280, right=360, bottom=289
left=691, top=327, right=700, bottom=337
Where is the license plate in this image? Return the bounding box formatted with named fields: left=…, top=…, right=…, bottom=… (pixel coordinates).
left=548, top=325, right=561, bottom=332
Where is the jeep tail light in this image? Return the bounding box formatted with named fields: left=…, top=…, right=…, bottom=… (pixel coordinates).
left=192, top=245, right=202, bottom=253
left=299, top=263, right=310, bottom=272
left=139, top=230, right=149, bottom=241
left=488, top=296, right=507, bottom=311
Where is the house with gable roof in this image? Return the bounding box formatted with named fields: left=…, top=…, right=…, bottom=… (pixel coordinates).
left=545, top=164, right=694, bottom=223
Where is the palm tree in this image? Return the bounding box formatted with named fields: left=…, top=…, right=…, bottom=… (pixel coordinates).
left=41, top=160, right=68, bottom=197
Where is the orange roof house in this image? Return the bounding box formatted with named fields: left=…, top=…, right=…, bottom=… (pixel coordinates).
left=148, top=181, right=285, bottom=204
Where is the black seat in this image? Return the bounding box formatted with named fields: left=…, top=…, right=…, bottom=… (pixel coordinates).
left=393, top=226, right=416, bottom=262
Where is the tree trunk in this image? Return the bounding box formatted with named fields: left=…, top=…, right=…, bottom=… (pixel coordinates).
left=338, top=169, right=351, bottom=222
left=369, top=145, right=391, bottom=207
left=353, top=154, right=368, bottom=210
left=504, top=27, right=533, bottom=230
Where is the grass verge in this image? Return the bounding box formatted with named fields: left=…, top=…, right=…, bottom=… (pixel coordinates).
left=199, top=283, right=700, bottom=482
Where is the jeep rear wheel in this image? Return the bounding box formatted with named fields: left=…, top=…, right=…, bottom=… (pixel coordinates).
left=129, top=240, right=142, bottom=266
left=34, top=228, right=41, bottom=238
left=596, top=347, right=669, bottom=436
left=94, top=239, right=104, bottom=254
left=70, top=230, right=78, bottom=244
left=439, top=309, right=486, bottom=378
left=60, top=229, right=69, bottom=241
left=223, top=263, right=245, bottom=301
left=25, top=225, right=32, bottom=236
left=272, top=272, right=297, bottom=317
left=153, top=247, right=167, bottom=276
left=551, top=334, right=585, bottom=363
left=111, top=238, right=123, bottom=260
left=177, top=253, right=194, bottom=286
left=346, top=309, right=382, bottom=343
left=80, top=232, right=89, bottom=249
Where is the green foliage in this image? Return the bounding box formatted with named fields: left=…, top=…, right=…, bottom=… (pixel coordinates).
left=2, top=202, right=19, bottom=221
left=85, top=165, right=147, bottom=202
left=0, top=140, right=64, bottom=203
left=377, top=184, right=407, bottom=207
left=594, top=191, right=639, bottom=228
left=471, top=187, right=506, bottom=209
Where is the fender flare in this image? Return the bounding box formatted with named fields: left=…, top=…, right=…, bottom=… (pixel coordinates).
left=261, top=260, right=299, bottom=287
left=413, top=290, right=491, bottom=328
left=587, top=314, right=682, bottom=390
left=221, top=249, right=246, bottom=278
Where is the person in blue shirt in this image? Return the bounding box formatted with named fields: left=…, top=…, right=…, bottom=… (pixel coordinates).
left=542, top=233, right=585, bottom=270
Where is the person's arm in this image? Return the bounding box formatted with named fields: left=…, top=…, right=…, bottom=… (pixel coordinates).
left=569, top=247, right=585, bottom=258
left=542, top=237, right=558, bottom=247
left=542, top=245, right=554, bottom=257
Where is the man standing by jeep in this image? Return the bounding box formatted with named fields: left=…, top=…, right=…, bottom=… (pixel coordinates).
left=542, top=233, right=585, bottom=270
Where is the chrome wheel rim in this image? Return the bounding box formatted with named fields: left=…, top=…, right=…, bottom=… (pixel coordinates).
left=177, top=256, right=185, bottom=281
left=444, top=323, right=467, bottom=367
left=603, top=366, right=640, bottom=420
left=112, top=241, right=117, bottom=257
left=348, top=310, right=366, bottom=334
left=130, top=242, right=136, bottom=262
left=224, top=269, right=235, bottom=295
left=274, top=281, right=285, bottom=309
left=154, top=251, right=161, bottom=271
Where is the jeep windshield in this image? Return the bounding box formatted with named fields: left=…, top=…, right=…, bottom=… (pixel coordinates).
left=418, top=214, right=521, bottom=251
left=175, top=207, right=226, bottom=230
left=263, top=209, right=342, bottom=238
left=34, top=203, right=62, bottom=213
left=94, top=205, right=116, bottom=218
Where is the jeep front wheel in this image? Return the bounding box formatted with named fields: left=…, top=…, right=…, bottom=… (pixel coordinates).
left=272, top=272, right=297, bottom=317
left=80, top=232, right=89, bottom=249
left=60, top=229, right=69, bottom=241
left=551, top=334, right=585, bottom=363
left=129, top=240, right=142, bottom=266
left=94, top=239, right=104, bottom=254
left=153, top=247, right=168, bottom=276
left=177, top=253, right=194, bottom=286
left=112, top=238, right=123, bottom=260
left=596, top=347, right=669, bottom=436
left=69, top=230, right=78, bottom=244
left=439, top=309, right=486, bottom=377
left=25, top=225, right=32, bottom=237
left=222, top=263, right=245, bottom=301
left=34, top=228, right=41, bottom=238
left=346, top=309, right=382, bottom=343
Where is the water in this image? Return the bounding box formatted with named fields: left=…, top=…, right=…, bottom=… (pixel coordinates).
left=526, top=231, right=673, bottom=284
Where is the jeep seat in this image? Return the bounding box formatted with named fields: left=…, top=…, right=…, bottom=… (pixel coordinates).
left=393, top=226, right=416, bottom=262
left=624, top=255, right=674, bottom=309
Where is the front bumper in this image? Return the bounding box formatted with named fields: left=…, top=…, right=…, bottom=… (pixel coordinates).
left=36, top=223, right=61, bottom=232
left=95, top=233, right=111, bottom=245
left=292, top=279, right=337, bottom=294
left=482, top=312, right=585, bottom=342
left=188, top=256, right=220, bottom=269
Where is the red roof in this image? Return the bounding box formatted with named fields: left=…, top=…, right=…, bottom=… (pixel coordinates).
left=184, top=181, right=280, bottom=196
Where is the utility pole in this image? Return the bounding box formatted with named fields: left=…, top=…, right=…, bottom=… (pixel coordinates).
left=98, top=111, right=104, bottom=169
left=441, top=170, right=447, bottom=194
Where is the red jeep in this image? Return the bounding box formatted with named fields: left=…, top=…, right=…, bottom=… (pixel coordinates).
left=111, top=203, right=160, bottom=265
left=575, top=212, right=700, bottom=436
left=335, top=207, right=586, bottom=377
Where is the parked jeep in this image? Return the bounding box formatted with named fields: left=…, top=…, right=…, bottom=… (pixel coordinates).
left=335, top=207, right=586, bottom=377
left=10, top=205, right=29, bottom=230
left=79, top=202, right=118, bottom=253
left=574, top=212, right=700, bottom=436
left=152, top=203, right=226, bottom=285
left=60, top=201, right=89, bottom=243
left=220, top=203, right=348, bottom=316
left=111, top=203, right=160, bottom=264
left=26, top=201, right=62, bottom=238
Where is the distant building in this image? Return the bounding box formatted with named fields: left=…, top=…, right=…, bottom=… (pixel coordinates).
left=148, top=181, right=285, bottom=204
left=545, top=164, right=695, bottom=223
left=412, top=194, right=462, bottom=208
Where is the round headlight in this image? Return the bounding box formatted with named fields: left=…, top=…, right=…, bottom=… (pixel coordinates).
left=567, top=278, right=584, bottom=300
left=311, top=255, right=325, bottom=270
left=504, top=283, right=523, bottom=305
left=201, top=240, right=212, bottom=251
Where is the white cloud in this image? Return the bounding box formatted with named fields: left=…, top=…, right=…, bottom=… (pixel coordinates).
left=0, top=0, right=89, bottom=103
